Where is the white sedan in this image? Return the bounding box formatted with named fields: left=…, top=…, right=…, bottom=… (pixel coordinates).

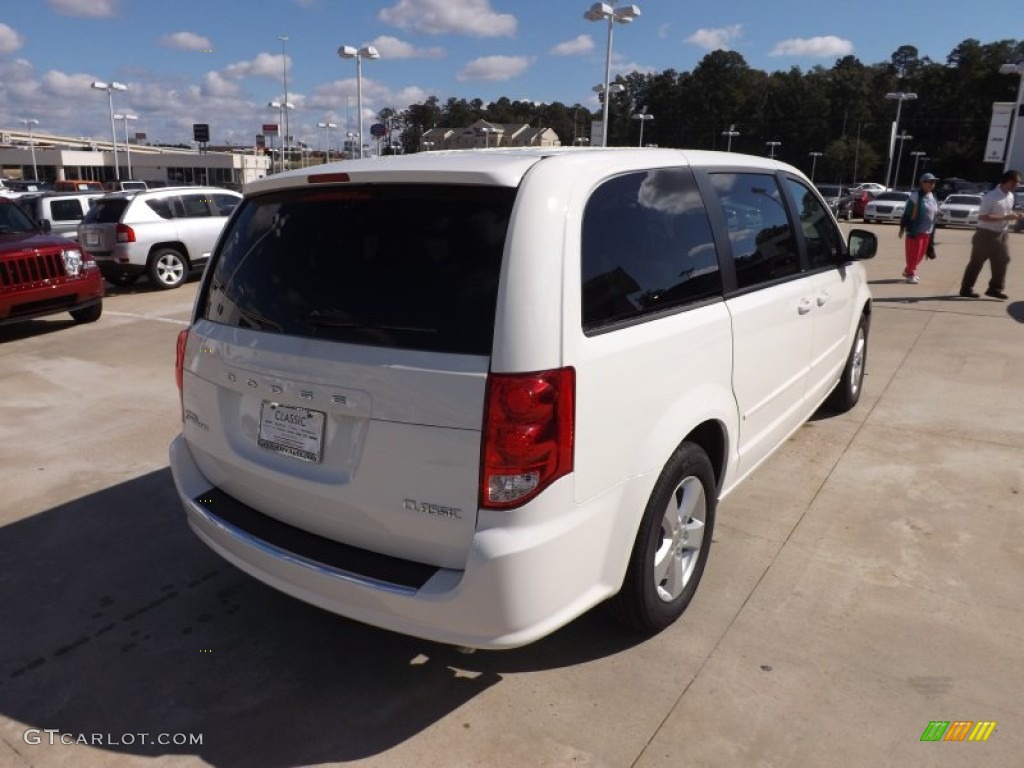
left=937, top=194, right=982, bottom=228
left=852, top=182, right=887, bottom=195
left=863, top=191, right=911, bottom=224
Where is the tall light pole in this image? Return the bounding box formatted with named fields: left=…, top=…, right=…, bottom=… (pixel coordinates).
left=721, top=124, right=739, bottom=152
left=592, top=82, right=624, bottom=146
left=268, top=101, right=293, bottom=173
left=421, top=140, right=435, bottom=152
left=317, top=121, right=337, bottom=162
left=999, top=61, right=1024, bottom=171
left=346, top=131, right=360, bottom=157
left=632, top=108, right=653, bottom=146
left=909, top=150, right=927, bottom=186
left=338, top=45, right=380, bottom=159
left=584, top=2, right=641, bottom=148
left=91, top=81, right=128, bottom=180
left=884, top=91, right=917, bottom=189
left=893, top=132, right=913, bottom=189
left=809, top=151, right=823, bottom=182
left=113, top=113, right=138, bottom=179
left=279, top=35, right=290, bottom=171
left=766, top=141, right=781, bottom=159
left=21, top=118, right=39, bottom=179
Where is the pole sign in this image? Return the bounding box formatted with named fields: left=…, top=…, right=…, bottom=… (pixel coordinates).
left=984, top=103, right=1014, bottom=164
left=193, top=123, right=210, bottom=143
left=262, top=123, right=279, bottom=136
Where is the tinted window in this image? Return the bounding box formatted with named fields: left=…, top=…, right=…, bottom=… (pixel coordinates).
left=0, top=201, right=36, bottom=233
left=181, top=194, right=214, bottom=218
left=49, top=199, right=85, bottom=221
left=708, top=173, right=799, bottom=290
left=581, top=168, right=720, bottom=331
left=785, top=178, right=844, bottom=269
left=200, top=185, right=515, bottom=355
left=212, top=193, right=240, bottom=216
left=83, top=197, right=130, bottom=224
left=145, top=197, right=176, bottom=220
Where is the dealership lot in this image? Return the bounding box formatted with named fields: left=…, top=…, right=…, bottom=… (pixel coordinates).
left=2, top=224, right=1023, bottom=767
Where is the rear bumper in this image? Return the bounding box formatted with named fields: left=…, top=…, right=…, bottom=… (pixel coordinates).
left=169, top=434, right=637, bottom=649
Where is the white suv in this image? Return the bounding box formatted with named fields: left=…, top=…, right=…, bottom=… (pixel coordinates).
left=78, top=186, right=241, bottom=289
left=170, top=149, right=876, bottom=649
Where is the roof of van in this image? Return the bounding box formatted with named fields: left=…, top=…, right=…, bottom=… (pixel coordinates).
left=243, top=147, right=799, bottom=196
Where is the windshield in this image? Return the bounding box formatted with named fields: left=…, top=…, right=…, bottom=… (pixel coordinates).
left=945, top=196, right=981, bottom=206
left=875, top=192, right=909, bottom=202
left=199, top=184, right=516, bottom=356
left=0, top=200, right=38, bottom=234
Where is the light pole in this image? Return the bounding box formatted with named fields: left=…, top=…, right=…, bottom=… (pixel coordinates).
left=766, top=141, right=781, bottom=159
left=91, top=80, right=128, bottom=180
left=884, top=91, right=917, bottom=189
left=338, top=45, right=380, bottom=159
left=909, top=150, right=927, bottom=186
left=480, top=126, right=496, bottom=148
left=21, top=118, right=39, bottom=179
left=808, top=151, right=823, bottom=182
left=346, top=131, right=359, bottom=158
left=999, top=61, right=1024, bottom=171
left=592, top=82, right=625, bottom=146
left=584, top=2, right=641, bottom=148
left=721, top=124, right=739, bottom=152
left=317, top=121, right=337, bottom=162
left=113, top=113, right=138, bottom=179
left=632, top=109, right=653, bottom=146
left=422, top=140, right=435, bottom=152
left=279, top=35, right=291, bottom=171
left=893, top=132, right=912, bottom=189
left=268, top=101, right=293, bottom=172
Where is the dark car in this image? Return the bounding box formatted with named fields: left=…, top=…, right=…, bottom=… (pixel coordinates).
left=815, top=184, right=855, bottom=220
left=1014, top=190, right=1024, bottom=233
left=0, top=197, right=104, bottom=326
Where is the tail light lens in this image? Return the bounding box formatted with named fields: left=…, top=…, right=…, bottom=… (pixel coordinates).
left=175, top=329, right=189, bottom=420
left=116, top=223, right=135, bottom=243
left=481, top=368, right=575, bottom=509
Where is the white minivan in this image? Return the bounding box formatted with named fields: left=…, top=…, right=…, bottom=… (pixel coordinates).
left=170, top=148, right=876, bottom=649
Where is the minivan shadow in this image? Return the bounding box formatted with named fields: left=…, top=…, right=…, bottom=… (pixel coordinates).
left=1, top=469, right=645, bottom=767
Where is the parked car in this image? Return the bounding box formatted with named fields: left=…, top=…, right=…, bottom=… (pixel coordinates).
left=849, top=188, right=877, bottom=219
left=863, top=191, right=911, bottom=223
left=0, top=180, right=54, bottom=198
left=103, top=180, right=148, bottom=192
left=852, top=182, right=887, bottom=195
left=15, top=191, right=104, bottom=239
left=0, top=197, right=104, bottom=326
left=78, top=186, right=242, bottom=289
left=815, top=184, right=854, bottom=220
left=937, top=194, right=983, bottom=228
left=170, top=148, right=877, bottom=649
left=53, top=180, right=105, bottom=193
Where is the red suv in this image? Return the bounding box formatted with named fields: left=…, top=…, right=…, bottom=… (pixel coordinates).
left=1, top=197, right=104, bottom=326
left=850, top=189, right=876, bottom=219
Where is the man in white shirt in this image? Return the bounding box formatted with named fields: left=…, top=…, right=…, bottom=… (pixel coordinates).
left=959, top=169, right=1022, bottom=299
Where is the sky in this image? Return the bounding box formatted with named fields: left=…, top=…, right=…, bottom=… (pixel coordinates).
left=0, top=0, right=1020, bottom=150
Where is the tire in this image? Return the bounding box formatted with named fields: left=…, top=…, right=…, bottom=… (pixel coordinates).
left=826, top=313, right=868, bottom=413
left=70, top=301, right=102, bottom=324
left=148, top=247, right=189, bottom=290
left=105, top=273, right=139, bottom=288
left=609, top=442, right=716, bottom=634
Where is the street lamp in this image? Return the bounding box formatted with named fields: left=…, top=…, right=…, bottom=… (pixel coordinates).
left=809, top=151, right=823, bottom=182
left=91, top=80, right=128, bottom=180
left=631, top=108, right=653, bottom=147
left=592, top=82, right=625, bottom=146
left=909, top=150, right=927, bottom=186
left=884, top=91, right=917, bottom=188
left=480, top=126, right=496, bottom=148
left=338, top=44, right=380, bottom=159
left=268, top=101, right=294, bottom=172
left=892, top=132, right=913, bottom=189
left=999, top=61, right=1024, bottom=171
left=317, top=121, right=337, bottom=162
left=584, top=2, right=640, bottom=148
left=346, top=131, right=360, bottom=157
left=20, top=118, right=39, bottom=179
left=278, top=35, right=290, bottom=171
left=113, top=113, right=138, bottom=179
left=421, top=140, right=435, bottom=152
left=766, top=141, right=781, bottom=159
left=721, top=124, right=739, bottom=152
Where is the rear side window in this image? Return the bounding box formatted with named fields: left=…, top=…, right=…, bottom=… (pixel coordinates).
left=145, top=197, right=176, bottom=219
left=199, top=184, right=515, bottom=355
left=581, top=167, right=720, bottom=332
left=708, top=173, right=800, bottom=290
left=83, top=198, right=130, bottom=224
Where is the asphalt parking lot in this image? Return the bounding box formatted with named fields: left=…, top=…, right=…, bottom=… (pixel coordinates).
left=2, top=223, right=1023, bottom=768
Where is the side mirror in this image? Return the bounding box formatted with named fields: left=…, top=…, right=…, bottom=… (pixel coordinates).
left=847, top=228, right=877, bottom=260
left=38, top=219, right=52, bottom=233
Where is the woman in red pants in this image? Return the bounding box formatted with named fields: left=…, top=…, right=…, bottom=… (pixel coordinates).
left=898, top=172, right=939, bottom=284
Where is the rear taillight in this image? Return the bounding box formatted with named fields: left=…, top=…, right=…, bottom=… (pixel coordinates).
left=116, top=223, right=135, bottom=243
left=175, top=329, right=189, bottom=420
left=480, top=368, right=575, bottom=509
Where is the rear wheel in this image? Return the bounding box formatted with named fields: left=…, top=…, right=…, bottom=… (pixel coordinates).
left=826, top=314, right=868, bottom=413
left=148, top=248, right=188, bottom=290
left=105, top=273, right=139, bottom=288
left=609, top=442, right=716, bottom=634
left=70, top=301, right=102, bottom=324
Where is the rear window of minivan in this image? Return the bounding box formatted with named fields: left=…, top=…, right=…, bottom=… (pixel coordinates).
left=199, top=185, right=516, bottom=355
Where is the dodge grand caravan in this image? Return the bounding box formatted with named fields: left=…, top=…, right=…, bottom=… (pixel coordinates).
left=170, top=148, right=877, bottom=649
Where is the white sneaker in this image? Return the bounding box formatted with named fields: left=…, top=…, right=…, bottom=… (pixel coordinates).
left=905, top=275, right=919, bottom=284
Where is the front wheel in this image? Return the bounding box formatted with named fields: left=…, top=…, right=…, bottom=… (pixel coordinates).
left=609, top=442, right=716, bottom=634
left=148, top=248, right=189, bottom=290
left=70, top=301, right=102, bottom=324
left=826, top=314, right=868, bottom=413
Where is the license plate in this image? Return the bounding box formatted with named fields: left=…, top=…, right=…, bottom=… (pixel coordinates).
left=84, top=231, right=99, bottom=246
left=257, top=402, right=325, bottom=463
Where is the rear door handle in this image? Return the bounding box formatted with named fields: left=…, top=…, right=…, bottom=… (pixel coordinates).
left=798, top=298, right=813, bottom=315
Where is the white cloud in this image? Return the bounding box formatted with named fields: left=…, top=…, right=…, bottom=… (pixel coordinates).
left=43, top=70, right=107, bottom=98
left=160, top=32, right=215, bottom=52
left=658, top=23, right=671, bottom=41
left=550, top=34, right=594, bottom=57
left=201, top=71, right=241, bottom=98
left=378, top=0, right=516, bottom=37
left=369, top=35, right=445, bottom=59
left=0, top=23, right=24, bottom=54
left=456, top=55, right=530, bottom=82
left=686, top=24, right=743, bottom=52
left=46, top=0, right=118, bottom=17
left=223, top=52, right=287, bottom=80
left=770, top=36, right=854, bottom=58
